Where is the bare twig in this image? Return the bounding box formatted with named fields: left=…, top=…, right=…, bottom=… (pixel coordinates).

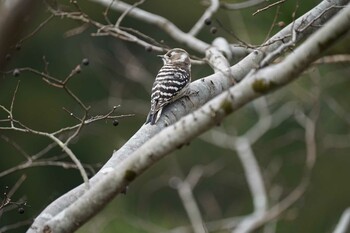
left=7, top=174, right=27, bottom=198
left=0, top=135, right=31, bottom=161
left=89, top=0, right=210, bottom=53
left=297, top=5, right=346, bottom=32
left=0, top=83, right=90, bottom=188
left=220, top=0, right=266, bottom=10
left=18, top=14, right=54, bottom=44
left=0, top=175, right=27, bottom=218
left=252, top=0, right=286, bottom=16
left=314, top=54, right=350, bottom=65
left=0, top=219, right=33, bottom=233
left=115, top=0, right=145, bottom=28
left=260, top=28, right=297, bottom=67
left=0, top=160, right=96, bottom=178
left=263, top=6, right=281, bottom=43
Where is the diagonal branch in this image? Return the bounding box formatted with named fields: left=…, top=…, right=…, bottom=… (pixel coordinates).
left=27, top=1, right=347, bottom=231
left=31, top=3, right=350, bottom=233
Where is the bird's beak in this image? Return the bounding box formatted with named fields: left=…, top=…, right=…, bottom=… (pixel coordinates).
left=158, top=54, right=166, bottom=64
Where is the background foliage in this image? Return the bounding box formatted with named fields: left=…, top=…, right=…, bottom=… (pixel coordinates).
left=0, top=0, right=349, bottom=232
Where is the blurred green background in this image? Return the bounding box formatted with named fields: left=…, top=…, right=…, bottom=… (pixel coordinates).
left=0, top=0, right=349, bottom=232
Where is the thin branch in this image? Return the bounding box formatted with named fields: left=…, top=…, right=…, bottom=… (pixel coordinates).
left=62, top=107, right=82, bottom=122
left=220, top=0, right=266, bottom=10
left=7, top=174, right=27, bottom=198
left=260, top=28, right=297, bottom=67
left=89, top=0, right=210, bottom=53
left=47, top=133, right=90, bottom=189
left=216, top=19, right=252, bottom=48
left=9, top=81, right=20, bottom=126
left=314, top=54, right=350, bottom=65
left=64, top=113, right=87, bottom=146
left=189, top=0, right=219, bottom=36
left=18, top=14, right=54, bottom=44
left=252, top=0, right=286, bottom=16
left=0, top=160, right=95, bottom=179
left=297, top=5, right=346, bottom=32
left=115, top=0, right=145, bottom=28
left=0, top=219, right=33, bottom=233
left=102, top=0, right=115, bottom=24
left=0, top=135, right=31, bottom=161
left=2, top=67, right=63, bottom=85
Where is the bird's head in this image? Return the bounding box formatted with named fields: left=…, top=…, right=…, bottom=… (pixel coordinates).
left=158, top=48, right=191, bottom=67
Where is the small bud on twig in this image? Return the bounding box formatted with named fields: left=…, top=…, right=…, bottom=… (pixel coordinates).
left=75, top=65, right=81, bottom=74
left=277, top=21, right=286, bottom=28
left=82, top=58, right=89, bottom=66
left=13, top=69, right=20, bottom=77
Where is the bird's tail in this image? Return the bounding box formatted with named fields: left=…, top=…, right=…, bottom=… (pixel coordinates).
left=145, top=112, right=156, bottom=125
left=145, top=109, right=162, bottom=125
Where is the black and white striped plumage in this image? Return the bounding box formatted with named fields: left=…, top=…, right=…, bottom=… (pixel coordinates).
left=146, top=48, right=191, bottom=125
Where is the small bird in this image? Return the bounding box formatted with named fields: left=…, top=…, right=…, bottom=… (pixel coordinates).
left=145, top=48, right=191, bottom=125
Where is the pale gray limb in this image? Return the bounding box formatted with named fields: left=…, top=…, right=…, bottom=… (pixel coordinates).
left=333, top=208, right=350, bottom=233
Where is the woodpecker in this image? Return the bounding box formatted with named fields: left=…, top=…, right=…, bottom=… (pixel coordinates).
left=145, top=48, right=191, bottom=125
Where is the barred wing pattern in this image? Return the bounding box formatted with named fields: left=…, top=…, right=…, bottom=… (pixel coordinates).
left=146, top=64, right=191, bottom=125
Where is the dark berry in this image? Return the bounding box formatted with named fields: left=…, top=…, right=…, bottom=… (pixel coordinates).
left=204, top=18, right=212, bottom=26
left=18, top=207, right=25, bottom=214
left=113, top=119, right=119, bottom=126
left=210, top=27, right=217, bottom=34
left=82, top=58, right=89, bottom=66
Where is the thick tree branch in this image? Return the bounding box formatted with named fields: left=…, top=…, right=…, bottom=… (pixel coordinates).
left=27, top=3, right=350, bottom=233
left=28, top=0, right=348, bottom=231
